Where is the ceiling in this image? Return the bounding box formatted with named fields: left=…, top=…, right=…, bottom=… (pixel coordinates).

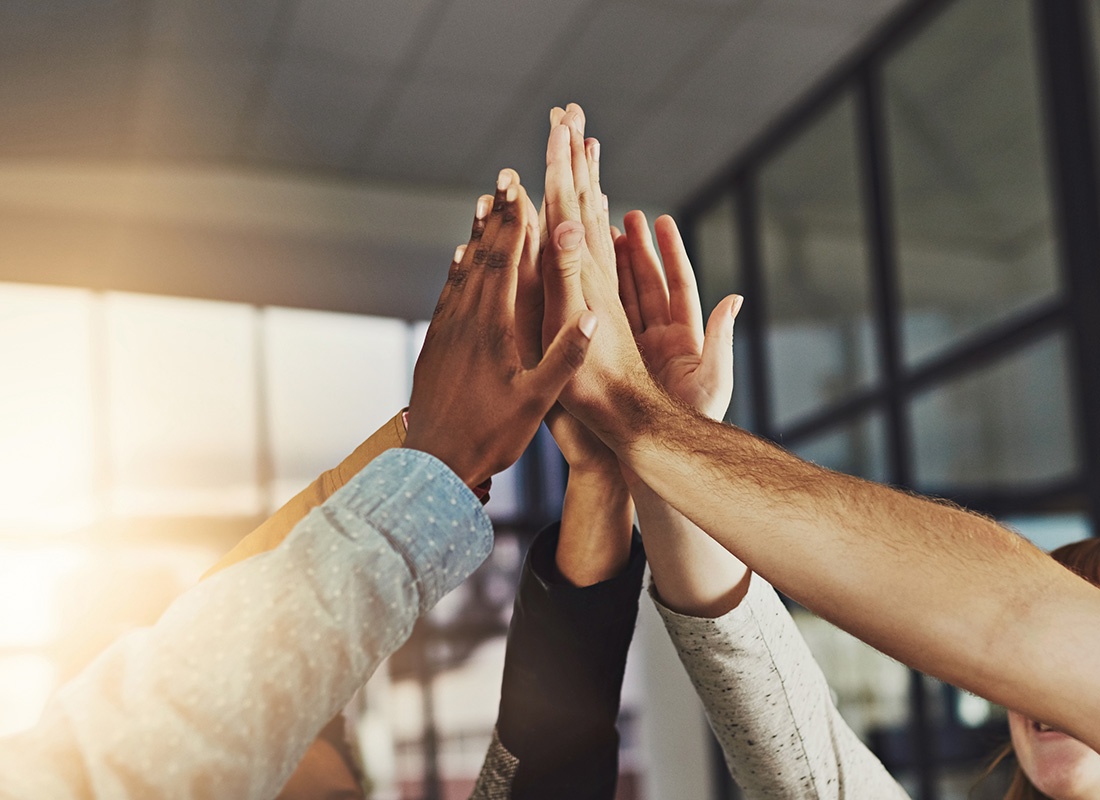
left=0, top=0, right=911, bottom=207
left=0, top=0, right=920, bottom=320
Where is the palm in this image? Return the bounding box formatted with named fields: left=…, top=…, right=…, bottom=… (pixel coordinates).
left=616, top=211, right=739, bottom=424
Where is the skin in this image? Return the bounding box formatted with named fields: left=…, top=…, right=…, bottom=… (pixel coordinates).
left=535, top=102, right=1100, bottom=752
left=1007, top=711, right=1100, bottom=799
left=403, top=167, right=597, bottom=488
left=542, top=104, right=751, bottom=614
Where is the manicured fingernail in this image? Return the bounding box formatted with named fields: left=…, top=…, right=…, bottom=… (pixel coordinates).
left=579, top=311, right=598, bottom=339
left=589, top=139, right=600, bottom=162
left=454, top=244, right=467, bottom=263
left=476, top=196, right=491, bottom=219
left=497, top=169, right=512, bottom=191
left=557, top=226, right=584, bottom=250
left=505, top=184, right=518, bottom=202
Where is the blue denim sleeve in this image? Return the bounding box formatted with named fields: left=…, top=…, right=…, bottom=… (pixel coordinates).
left=0, top=448, right=492, bottom=800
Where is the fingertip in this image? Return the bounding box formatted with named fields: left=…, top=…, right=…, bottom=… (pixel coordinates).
left=732, top=294, right=745, bottom=319
left=550, top=106, right=565, bottom=126
left=453, top=244, right=467, bottom=263
left=609, top=225, right=622, bottom=240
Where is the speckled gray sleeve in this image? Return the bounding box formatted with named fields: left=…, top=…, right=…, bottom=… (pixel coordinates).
left=652, top=575, right=911, bottom=800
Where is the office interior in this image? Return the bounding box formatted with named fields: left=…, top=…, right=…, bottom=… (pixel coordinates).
left=1, top=0, right=1099, bottom=798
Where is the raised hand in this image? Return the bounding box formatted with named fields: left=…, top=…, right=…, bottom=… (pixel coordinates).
left=616, top=211, right=742, bottom=421
left=405, top=169, right=597, bottom=488
left=539, top=109, right=659, bottom=448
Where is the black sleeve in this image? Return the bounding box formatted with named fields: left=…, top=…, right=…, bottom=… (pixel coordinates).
left=495, top=522, right=646, bottom=800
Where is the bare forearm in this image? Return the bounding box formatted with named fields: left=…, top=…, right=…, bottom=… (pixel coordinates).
left=557, top=469, right=635, bottom=587
left=608, top=387, right=1100, bottom=751
left=629, top=478, right=749, bottom=618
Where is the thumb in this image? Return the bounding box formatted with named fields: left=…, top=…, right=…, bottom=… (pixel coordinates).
left=697, top=295, right=742, bottom=411
left=527, top=309, right=598, bottom=404
left=543, top=221, right=590, bottom=326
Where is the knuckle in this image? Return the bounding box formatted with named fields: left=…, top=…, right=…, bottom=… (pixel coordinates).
left=447, top=268, right=469, bottom=289
left=485, top=250, right=510, bottom=271
left=561, top=338, right=587, bottom=370
left=501, top=210, right=518, bottom=226
left=471, top=247, right=490, bottom=266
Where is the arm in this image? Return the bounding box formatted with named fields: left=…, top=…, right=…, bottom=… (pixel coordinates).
left=474, top=485, right=643, bottom=800
left=654, top=577, right=910, bottom=799
left=0, top=450, right=492, bottom=800
left=474, top=151, right=642, bottom=797
left=538, top=105, right=1100, bottom=752
left=602, top=167, right=902, bottom=796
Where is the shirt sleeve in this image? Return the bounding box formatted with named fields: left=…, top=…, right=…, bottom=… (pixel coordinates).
left=470, top=523, right=645, bottom=800
left=652, top=575, right=911, bottom=800
left=0, top=448, right=493, bottom=800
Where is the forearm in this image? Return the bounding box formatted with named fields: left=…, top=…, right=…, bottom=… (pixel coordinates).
left=629, top=478, right=749, bottom=618
left=556, top=468, right=634, bottom=587
left=654, top=576, right=909, bottom=799
left=0, top=450, right=492, bottom=798
left=610, top=388, right=1100, bottom=750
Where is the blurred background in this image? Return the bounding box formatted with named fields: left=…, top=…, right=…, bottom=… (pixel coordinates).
left=1, top=0, right=1099, bottom=798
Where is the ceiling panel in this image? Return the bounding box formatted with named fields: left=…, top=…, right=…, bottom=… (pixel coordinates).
left=249, top=59, right=390, bottom=169
left=362, top=80, right=518, bottom=186
left=414, top=0, right=593, bottom=89
left=133, top=56, right=260, bottom=158
left=286, top=0, right=440, bottom=69
left=145, top=0, right=281, bottom=56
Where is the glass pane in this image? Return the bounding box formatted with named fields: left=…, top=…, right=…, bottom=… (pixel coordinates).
left=106, top=293, right=261, bottom=517
left=692, top=195, right=755, bottom=429
left=0, top=283, right=96, bottom=534
left=1003, top=512, right=1092, bottom=552
left=759, top=92, right=878, bottom=427
left=789, top=413, right=889, bottom=483
left=264, top=308, right=410, bottom=508
left=885, top=0, right=1059, bottom=365
left=909, top=334, right=1079, bottom=491
left=791, top=608, right=910, bottom=745
left=0, top=655, right=56, bottom=737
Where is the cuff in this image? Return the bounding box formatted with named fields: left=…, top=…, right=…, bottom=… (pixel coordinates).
left=335, top=448, right=494, bottom=612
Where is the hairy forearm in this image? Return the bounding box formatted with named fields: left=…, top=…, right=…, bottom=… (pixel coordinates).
left=557, top=469, right=635, bottom=587
left=605, top=385, right=1100, bottom=750
left=629, top=478, right=750, bottom=618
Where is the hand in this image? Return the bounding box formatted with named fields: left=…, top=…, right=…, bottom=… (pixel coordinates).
left=405, top=169, right=598, bottom=487
left=616, top=211, right=742, bottom=421
left=538, top=106, right=659, bottom=448
left=523, top=105, right=620, bottom=476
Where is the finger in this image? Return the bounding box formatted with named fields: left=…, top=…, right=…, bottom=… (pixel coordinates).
left=550, top=105, right=565, bottom=128
left=543, top=221, right=590, bottom=333
left=585, top=137, right=615, bottom=267
left=515, top=194, right=543, bottom=368
left=614, top=232, right=644, bottom=336
left=439, top=194, right=492, bottom=314
left=433, top=243, right=468, bottom=319
left=656, top=214, right=704, bottom=336
left=563, top=108, right=597, bottom=234
left=697, top=295, right=743, bottom=419
left=609, top=224, right=622, bottom=239
left=472, top=169, right=527, bottom=318
left=623, top=210, right=671, bottom=328
left=524, top=308, right=598, bottom=409
left=539, top=108, right=566, bottom=249
left=545, top=124, right=580, bottom=233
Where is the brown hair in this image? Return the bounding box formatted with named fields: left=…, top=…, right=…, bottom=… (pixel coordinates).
left=976, top=537, right=1100, bottom=800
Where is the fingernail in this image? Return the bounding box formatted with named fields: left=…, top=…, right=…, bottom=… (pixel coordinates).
left=505, top=184, right=518, bottom=202
left=497, top=169, right=512, bottom=191
left=579, top=311, right=598, bottom=339
left=476, top=196, right=491, bottom=220
left=454, top=244, right=467, bottom=263
left=557, top=226, right=585, bottom=250
left=732, top=295, right=745, bottom=317
left=590, top=139, right=600, bottom=162
left=602, top=194, right=609, bottom=212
